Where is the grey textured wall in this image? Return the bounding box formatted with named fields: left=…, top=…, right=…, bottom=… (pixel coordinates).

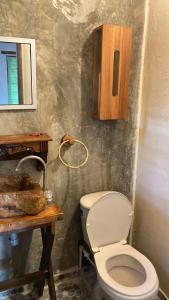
left=0, top=0, right=145, bottom=272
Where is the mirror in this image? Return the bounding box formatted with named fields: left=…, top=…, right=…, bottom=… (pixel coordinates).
left=0, top=37, right=37, bottom=110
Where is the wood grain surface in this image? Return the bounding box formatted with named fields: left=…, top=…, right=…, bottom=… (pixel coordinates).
left=0, top=133, right=52, bottom=145
left=0, top=204, right=63, bottom=233
left=93, top=24, right=132, bottom=120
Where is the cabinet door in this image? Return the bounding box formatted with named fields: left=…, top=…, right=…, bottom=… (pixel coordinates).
left=93, top=25, right=132, bottom=120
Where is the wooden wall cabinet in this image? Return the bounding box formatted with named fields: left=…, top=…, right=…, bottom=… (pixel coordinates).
left=93, top=24, right=132, bottom=120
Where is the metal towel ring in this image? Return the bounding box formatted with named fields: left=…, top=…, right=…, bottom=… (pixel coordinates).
left=58, top=138, right=89, bottom=169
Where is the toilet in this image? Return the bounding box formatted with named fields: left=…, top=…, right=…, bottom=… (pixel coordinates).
left=80, top=191, right=159, bottom=300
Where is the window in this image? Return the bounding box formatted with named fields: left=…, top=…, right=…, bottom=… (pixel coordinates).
left=7, top=56, right=19, bottom=105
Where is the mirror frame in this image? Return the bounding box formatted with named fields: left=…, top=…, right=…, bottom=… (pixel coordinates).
left=0, top=36, right=37, bottom=110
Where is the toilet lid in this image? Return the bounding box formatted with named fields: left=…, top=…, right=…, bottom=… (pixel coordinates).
left=86, top=192, right=133, bottom=250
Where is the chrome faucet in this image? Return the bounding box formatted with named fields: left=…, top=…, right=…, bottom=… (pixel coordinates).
left=15, top=155, right=47, bottom=191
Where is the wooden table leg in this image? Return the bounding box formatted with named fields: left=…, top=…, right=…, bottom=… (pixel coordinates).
left=35, top=223, right=56, bottom=299
left=48, top=259, right=56, bottom=299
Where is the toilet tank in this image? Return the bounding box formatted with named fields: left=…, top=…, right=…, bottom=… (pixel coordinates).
left=80, top=191, right=110, bottom=247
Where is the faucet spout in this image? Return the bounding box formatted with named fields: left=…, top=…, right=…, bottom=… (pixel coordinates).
left=15, top=155, right=47, bottom=191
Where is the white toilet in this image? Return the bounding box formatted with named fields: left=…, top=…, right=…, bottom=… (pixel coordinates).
left=80, top=191, right=159, bottom=300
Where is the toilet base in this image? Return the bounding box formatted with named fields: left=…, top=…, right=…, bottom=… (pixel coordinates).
left=93, top=283, right=112, bottom=300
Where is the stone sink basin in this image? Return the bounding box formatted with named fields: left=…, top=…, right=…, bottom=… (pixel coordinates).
left=0, top=175, right=46, bottom=218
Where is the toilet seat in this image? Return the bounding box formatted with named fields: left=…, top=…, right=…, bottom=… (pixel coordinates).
left=94, top=243, right=158, bottom=297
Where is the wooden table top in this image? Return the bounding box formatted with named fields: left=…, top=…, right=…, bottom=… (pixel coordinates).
left=0, top=204, right=63, bottom=233
left=0, top=133, right=52, bottom=145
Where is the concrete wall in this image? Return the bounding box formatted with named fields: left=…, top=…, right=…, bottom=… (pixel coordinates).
left=0, top=0, right=146, bottom=273
left=135, top=0, right=169, bottom=295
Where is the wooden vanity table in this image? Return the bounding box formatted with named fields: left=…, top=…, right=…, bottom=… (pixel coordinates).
left=0, top=204, right=63, bottom=299
left=0, top=133, right=63, bottom=299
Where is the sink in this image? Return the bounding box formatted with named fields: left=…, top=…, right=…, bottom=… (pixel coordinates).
left=0, top=175, right=46, bottom=218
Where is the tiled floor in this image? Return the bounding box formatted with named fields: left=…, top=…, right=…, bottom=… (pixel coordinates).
left=42, top=267, right=161, bottom=300
left=1, top=267, right=161, bottom=300
left=43, top=266, right=97, bottom=300
left=0, top=267, right=97, bottom=300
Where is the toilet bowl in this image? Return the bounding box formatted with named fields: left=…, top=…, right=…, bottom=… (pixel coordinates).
left=80, top=191, right=159, bottom=300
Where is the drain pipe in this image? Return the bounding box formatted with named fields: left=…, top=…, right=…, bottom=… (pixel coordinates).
left=9, top=233, right=19, bottom=247
left=0, top=234, right=13, bottom=299
left=0, top=233, right=19, bottom=299
left=0, top=235, right=12, bottom=281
